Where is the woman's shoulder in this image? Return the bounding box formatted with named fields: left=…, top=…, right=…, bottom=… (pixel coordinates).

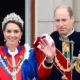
left=0, top=46, right=4, bottom=55
left=23, top=43, right=35, bottom=60
left=0, top=46, right=4, bottom=51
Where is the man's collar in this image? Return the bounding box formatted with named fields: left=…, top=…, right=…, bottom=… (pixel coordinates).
left=60, top=27, right=74, bottom=38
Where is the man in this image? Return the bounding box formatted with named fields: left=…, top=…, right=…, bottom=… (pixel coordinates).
left=34, top=5, right=80, bottom=80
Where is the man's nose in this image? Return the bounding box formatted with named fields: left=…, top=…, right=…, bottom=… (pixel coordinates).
left=59, top=21, right=63, bottom=26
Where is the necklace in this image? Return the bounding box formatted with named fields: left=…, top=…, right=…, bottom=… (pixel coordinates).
left=0, top=55, right=24, bottom=80
left=0, top=44, right=30, bottom=80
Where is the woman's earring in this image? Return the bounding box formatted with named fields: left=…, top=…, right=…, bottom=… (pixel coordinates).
left=19, top=38, right=21, bottom=43
left=19, top=37, right=21, bottom=43
left=4, top=39, right=6, bottom=42
left=19, top=40, right=21, bottom=43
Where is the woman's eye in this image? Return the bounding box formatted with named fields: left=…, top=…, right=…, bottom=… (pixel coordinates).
left=14, top=30, right=19, bottom=33
left=7, top=30, right=11, bottom=33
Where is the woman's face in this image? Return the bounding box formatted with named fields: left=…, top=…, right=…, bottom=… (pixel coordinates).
left=3, top=22, right=22, bottom=46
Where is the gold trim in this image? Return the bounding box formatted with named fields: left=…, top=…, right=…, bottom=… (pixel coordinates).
left=55, top=56, right=74, bottom=72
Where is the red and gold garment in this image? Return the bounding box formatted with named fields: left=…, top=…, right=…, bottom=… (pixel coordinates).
left=34, top=32, right=80, bottom=80
left=0, top=44, right=39, bottom=80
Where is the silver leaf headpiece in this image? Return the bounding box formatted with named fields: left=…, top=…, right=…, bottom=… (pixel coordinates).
left=2, top=12, right=24, bottom=29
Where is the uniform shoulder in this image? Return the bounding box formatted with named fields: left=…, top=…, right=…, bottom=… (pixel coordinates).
left=73, top=31, right=80, bottom=38
left=50, top=30, right=59, bottom=37
left=75, top=31, right=80, bottom=34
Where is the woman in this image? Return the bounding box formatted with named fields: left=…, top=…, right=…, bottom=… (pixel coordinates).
left=0, top=12, right=56, bottom=80
left=0, top=12, right=39, bottom=80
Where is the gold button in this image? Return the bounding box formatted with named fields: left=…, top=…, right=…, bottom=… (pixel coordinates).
left=4, top=56, right=7, bottom=60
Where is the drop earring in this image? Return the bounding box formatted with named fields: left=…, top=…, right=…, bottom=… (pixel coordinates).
left=19, top=37, right=21, bottom=43
left=19, top=40, right=21, bottom=43
left=4, top=39, right=6, bottom=42
left=19, top=38, right=21, bottom=43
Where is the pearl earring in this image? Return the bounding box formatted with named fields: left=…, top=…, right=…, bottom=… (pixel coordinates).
left=4, top=39, right=6, bottom=42
left=19, top=40, right=21, bottom=43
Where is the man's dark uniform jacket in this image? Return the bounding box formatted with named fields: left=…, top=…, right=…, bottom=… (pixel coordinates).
left=47, top=30, right=80, bottom=80
left=34, top=30, right=80, bottom=80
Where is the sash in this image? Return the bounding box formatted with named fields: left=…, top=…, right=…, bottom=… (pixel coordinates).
left=54, top=49, right=72, bottom=80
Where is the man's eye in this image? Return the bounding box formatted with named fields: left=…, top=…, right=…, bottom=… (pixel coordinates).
left=55, top=19, right=60, bottom=22
left=62, top=19, right=67, bottom=22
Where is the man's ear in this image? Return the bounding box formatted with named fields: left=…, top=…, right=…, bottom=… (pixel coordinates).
left=71, top=16, right=74, bottom=23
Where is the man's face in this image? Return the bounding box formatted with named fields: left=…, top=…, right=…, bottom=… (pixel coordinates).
left=54, top=8, right=74, bottom=35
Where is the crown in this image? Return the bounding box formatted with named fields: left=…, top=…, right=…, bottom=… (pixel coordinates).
left=2, top=12, right=24, bottom=29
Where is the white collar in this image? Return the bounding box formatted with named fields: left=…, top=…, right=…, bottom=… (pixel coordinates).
left=60, top=27, right=74, bottom=38
left=8, top=48, right=18, bottom=56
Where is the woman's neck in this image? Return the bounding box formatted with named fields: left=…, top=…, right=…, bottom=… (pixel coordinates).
left=6, top=43, right=18, bottom=52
